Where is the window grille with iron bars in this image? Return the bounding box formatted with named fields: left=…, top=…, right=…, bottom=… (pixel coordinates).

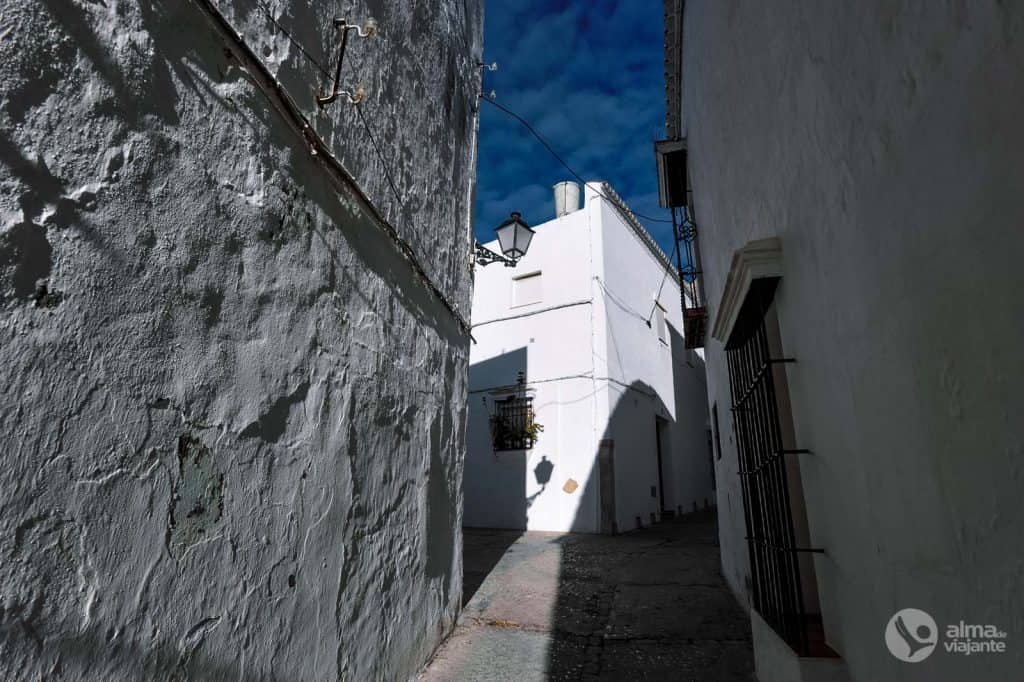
left=489, top=374, right=537, bottom=451
left=725, top=279, right=821, bottom=656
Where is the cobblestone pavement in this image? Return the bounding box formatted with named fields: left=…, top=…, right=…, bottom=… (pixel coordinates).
left=420, top=511, right=756, bottom=681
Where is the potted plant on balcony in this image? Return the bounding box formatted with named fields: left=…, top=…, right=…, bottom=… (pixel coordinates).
left=489, top=412, right=544, bottom=451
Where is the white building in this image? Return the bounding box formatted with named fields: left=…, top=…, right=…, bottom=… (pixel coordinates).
left=663, top=2, right=1024, bottom=681
left=464, top=182, right=714, bottom=534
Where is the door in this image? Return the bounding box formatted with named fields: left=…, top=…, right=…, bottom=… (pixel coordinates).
left=598, top=439, right=616, bottom=534
left=655, top=417, right=669, bottom=514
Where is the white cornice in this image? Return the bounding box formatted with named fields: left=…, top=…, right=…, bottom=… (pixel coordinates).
left=596, top=182, right=680, bottom=286
left=710, top=237, right=783, bottom=342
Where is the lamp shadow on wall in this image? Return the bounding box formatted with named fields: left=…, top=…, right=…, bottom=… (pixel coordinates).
left=461, top=348, right=529, bottom=605
left=525, top=456, right=554, bottom=508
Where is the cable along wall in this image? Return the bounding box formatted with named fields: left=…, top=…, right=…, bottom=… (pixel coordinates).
left=192, top=0, right=478, bottom=334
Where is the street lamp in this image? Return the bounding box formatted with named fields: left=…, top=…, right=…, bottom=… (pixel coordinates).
left=474, top=212, right=535, bottom=267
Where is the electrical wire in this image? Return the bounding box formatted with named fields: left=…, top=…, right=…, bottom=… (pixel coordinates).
left=646, top=236, right=682, bottom=323
left=469, top=372, right=593, bottom=394
left=252, top=0, right=332, bottom=79
left=252, top=0, right=458, bottom=287
left=470, top=372, right=657, bottom=399
left=355, top=105, right=404, bottom=209
left=250, top=2, right=672, bottom=254
left=595, top=276, right=653, bottom=326
left=225, top=0, right=682, bottom=334
left=479, top=95, right=673, bottom=224
left=194, top=0, right=472, bottom=334
left=481, top=91, right=683, bottom=325
left=248, top=0, right=406, bottom=212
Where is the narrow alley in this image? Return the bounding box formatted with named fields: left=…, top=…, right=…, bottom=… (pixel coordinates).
left=422, top=512, right=755, bottom=681
left=3, top=1, right=1023, bottom=680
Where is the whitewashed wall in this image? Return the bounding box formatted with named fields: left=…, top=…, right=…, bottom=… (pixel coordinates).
left=595, top=191, right=715, bottom=531
left=466, top=184, right=713, bottom=533
left=684, top=2, right=1024, bottom=680
left=0, top=1, right=481, bottom=680
left=467, top=206, right=603, bottom=532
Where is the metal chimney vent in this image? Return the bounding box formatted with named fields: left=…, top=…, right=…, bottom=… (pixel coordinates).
left=553, top=181, right=581, bottom=217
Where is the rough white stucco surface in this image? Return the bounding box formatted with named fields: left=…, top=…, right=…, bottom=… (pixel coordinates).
left=0, top=0, right=481, bottom=679
left=684, top=1, right=1024, bottom=680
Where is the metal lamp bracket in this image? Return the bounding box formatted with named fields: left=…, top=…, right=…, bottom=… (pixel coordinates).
left=473, top=242, right=516, bottom=268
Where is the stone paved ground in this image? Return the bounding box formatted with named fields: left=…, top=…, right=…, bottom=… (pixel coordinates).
left=420, top=511, right=756, bottom=681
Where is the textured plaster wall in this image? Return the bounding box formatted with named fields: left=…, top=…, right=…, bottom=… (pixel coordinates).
left=0, top=0, right=481, bottom=680
left=684, top=1, right=1024, bottom=680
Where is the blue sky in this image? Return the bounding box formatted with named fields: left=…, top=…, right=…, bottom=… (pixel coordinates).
left=474, top=0, right=674, bottom=253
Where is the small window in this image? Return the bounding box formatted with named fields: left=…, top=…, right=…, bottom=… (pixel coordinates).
left=512, top=271, right=542, bottom=307
left=655, top=139, right=688, bottom=209
left=654, top=303, right=669, bottom=344
left=489, top=394, right=538, bottom=451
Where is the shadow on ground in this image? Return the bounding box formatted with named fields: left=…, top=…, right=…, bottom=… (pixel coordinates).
left=547, top=511, right=756, bottom=680
left=462, top=529, right=523, bottom=607
left=425, top=348, right=751, bottom=680
left=424, top=512, right=755, bottom=681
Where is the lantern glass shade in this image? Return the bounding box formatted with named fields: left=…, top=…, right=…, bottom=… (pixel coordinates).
left=495, top=212, right=535, bottom=260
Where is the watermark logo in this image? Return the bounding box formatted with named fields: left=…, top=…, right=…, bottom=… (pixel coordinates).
left=886, top=609, right=1009, bottom=662
left=944, top=621, right=1008, bottom=656
left=885, top=608, right=938, bottom=662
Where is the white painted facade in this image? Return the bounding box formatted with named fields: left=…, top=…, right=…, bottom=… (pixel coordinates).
left=0, top=2, right=480, bottom=680
left=672, top=1, right=1024, bottom=680
left=465, top=183, right=714, bottom=534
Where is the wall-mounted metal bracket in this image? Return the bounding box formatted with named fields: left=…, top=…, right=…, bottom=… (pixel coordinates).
left=474, top=242, right=516, bottom=267
left=317, top=18, right=377, bottom=108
